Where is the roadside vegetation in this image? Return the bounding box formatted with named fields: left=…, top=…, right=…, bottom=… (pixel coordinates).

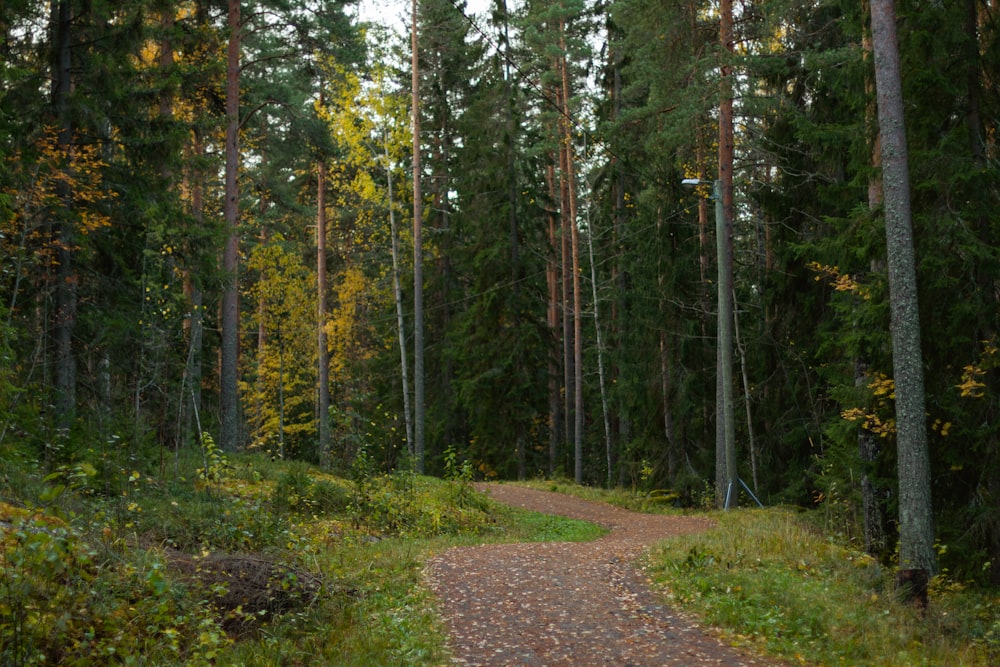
left=644, top=507, right=1000, bottom=666
left=3, top=445, right=997, bottom=666
left=0, top=440, right=601, bottom=667
left=520, top=478, right=999, bottom=666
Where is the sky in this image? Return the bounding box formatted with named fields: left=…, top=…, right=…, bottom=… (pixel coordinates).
left=355, top=0, right=493, bottom=35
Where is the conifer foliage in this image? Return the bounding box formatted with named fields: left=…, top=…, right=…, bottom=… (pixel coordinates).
left=2, top=0, right=1000, bottom=586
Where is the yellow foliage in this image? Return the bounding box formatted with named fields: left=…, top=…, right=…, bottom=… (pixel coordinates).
left=807, top=261, right=871, bottom=299
left=326, top=266, right=379, bottom=373
left=954, top=338, right=1000, bottom=399
left=0, top=502, right=66, bottom=529
left=868, top=373, right=895, bottom=399
left=8, top=128, right=116, bottom=265
left=840, top=373, right=896, bottom=436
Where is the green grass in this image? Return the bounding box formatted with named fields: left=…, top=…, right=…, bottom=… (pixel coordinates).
left=643, top=508, right=1000, bottom=666
left=504, top=482, right=1000, bottom=666
left=4, top=449, right=997, bottom=667
left=0, top=449, right=607, bottom=666
left=518, top=477, right=690, bottom=513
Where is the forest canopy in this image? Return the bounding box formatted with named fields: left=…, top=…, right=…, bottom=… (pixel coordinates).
left=2, top=0, right=1000, bottom=585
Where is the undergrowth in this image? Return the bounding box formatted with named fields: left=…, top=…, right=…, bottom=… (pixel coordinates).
left=644, top=508, right=1000, bottom=666
left=4, top=444, right=996, bottom=667
left=0, top=439, right=599, bottom=666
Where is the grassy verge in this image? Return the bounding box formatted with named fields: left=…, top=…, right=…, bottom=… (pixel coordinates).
left=510, top=481, right=999, bottom=666
left=0, top=449, right=603, bottom=666
left=517, top=477, right=688, bottom=513
left=643, top=508, right=1000, bottom=666
left=7, top=452, right=996, bottom=667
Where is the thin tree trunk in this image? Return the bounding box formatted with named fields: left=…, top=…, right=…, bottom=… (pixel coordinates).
left=500, top=0, right=526, bottom=480
left=733, top=300, right=759, bottom=492
left=859, top=2, right=889, bottom=557
left=559, top=32, right=584, bottom=484
left=660, top=332, right=677, bottom=481
left=179, top=129, right=206, bottom=455
left=51, top=0, right=76, bottom=431
left=857, top=359, right=888, bottom=556
left=317, top=161, right=332, bottom=467
left=610, top=27, right=627, bottom=483
left=585, top=209, right=612, bottom=488
left=220, top=0, right=241, bottom=452
left=717, top=0, right=737, bottom=508
left=546, top=164, right=561, bottom=477
left=277, top=333, right=286, bottom=460
left=557, top=102, right=574, bottom=473
left=964, top=0, right=985, bottom=165
left=871, top=0, right=936, bottom=597
left=255, top=226, right=267, bottom=442
left=411, top=0, right=426, bottom=473
left=385, top=144, right=413, bottom=456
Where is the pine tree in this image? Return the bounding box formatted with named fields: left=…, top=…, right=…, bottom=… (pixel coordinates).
left=871, top=0, right=935, bottom=595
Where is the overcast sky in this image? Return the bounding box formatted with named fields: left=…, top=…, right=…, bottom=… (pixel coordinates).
left=354, top=0, right=493, bottom=35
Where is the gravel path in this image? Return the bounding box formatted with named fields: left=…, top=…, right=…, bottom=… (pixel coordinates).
left=425, top=484, right=780, bottom=666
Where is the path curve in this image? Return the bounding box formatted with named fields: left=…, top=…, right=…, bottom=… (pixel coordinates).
left=425, top=484, right=779, bottom=666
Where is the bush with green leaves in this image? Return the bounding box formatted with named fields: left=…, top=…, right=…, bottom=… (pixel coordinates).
left=0, top=513, right=229, bottom=666
left=271, top=468, right=351, bottom=516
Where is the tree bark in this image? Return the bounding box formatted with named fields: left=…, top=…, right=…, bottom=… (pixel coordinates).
left=859, top=4, right=889, bottom=558
left=717, top=0, right=737, bottom=508
left=220, top=0, right=241, bottom=452
left=411, top=0, right=426, bottom=473
left=317, top=162, right=332, bottom=467
left=585, top=213, right=612, bottom=488
left=51, top=0, right=76, bottom=432
left=386, top=142, right=413, bottom=458
left=870, top=0, right=937, bottom=592
left=545, top=163, right=561, bottom=477
left=180, top=129, right=206, bottom=454
left=558, top=28, right=584, bottom=485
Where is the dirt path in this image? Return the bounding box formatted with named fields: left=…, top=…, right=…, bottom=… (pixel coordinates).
left=425, top=484, right=779, bottom=666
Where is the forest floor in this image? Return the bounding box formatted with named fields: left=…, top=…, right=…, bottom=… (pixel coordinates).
left=426, top=483, right=786, bottom=666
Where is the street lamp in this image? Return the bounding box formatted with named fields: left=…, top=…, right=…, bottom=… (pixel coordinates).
left=682, top=178, right=761, bottom=509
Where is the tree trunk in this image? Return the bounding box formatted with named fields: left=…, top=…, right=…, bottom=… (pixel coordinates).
left=859, top=6, right=889, bottom=558
left=546, top=163, right=561, bottom=477
left=870, top=0, right=937, bottom=597
left=317, top=162, right=332, bottom=467
left=610, top=26, right=627, bottom=484
left=501, top=0, right=527, bottom=481
left=734, top=302, right=759, bottom=493
left=51, top=0, right=76, bottom=432
left=964, top=0, right=985, bottom=165
left=411, top=0, right=426, bottom=473
left=660, top=332, right=677, bottom=482
left=180, top=129, right=206, bottom=454
left=386, top=143, right=413, bottom=457
left=585, top=213, right=612, bottom=488
left=220, top=0, right=241, bottom=452
left=555, top=82, right=574, bottom=476
left=558, top=29, right=584, bottom=484
left=717, top=0, right=737, bottom=508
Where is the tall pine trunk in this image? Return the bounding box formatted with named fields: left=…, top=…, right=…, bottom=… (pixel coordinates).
left=411, top=0, right=426, bottom=473
left=717, top=0, right=737, bottom=507
left=558, top=31, right=584, bottom=484
left=51, top=0, right=76, bottom=432
left=220, top=0, right=241, bottom=452
left=385, top=142, right=413, bottom=457
left=317, top=162, right=332, bottom=467
left=180, top=129, right=207, bottom=453
left=546, top=163, right=561, bottom=477
left=870, top=0, right=937, bottom=602
left=859, top=12, right=889, bottom=559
